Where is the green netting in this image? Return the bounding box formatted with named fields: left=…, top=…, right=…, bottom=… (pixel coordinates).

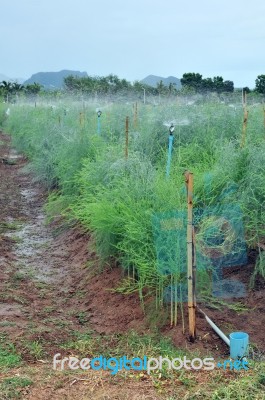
left=152, top=203, right=247, bottom=301
left=152, top=210, right=187, bottom=276
left=194, top=203, right=247, bottom=270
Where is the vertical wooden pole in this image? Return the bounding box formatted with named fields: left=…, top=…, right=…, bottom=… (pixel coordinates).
left=125, top=116, right=129, bottom=159
left=240, top=108, right=248, bottom=148
left=242, top=89, right=247, bottom=108
left=192, top=224, right=197, bottom=310
left=174, top=275, right=178, bottom=327
left=184, top=171, right=196, bottom=341
left=240, top=88, right=248, bottom=148
left=170, top=274, right=173, bottom=327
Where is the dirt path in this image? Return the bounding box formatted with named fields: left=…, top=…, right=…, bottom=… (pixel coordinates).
left=0, top=133, right=87, bottom=342
left=0, top=133, right=161, bottom=399
left=0, top=133, right=264, bottom=399
left=0, top=132, right=146, bottom=341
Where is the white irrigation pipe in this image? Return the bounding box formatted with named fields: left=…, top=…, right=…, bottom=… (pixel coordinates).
left=197, top=307, right=230, bottom=346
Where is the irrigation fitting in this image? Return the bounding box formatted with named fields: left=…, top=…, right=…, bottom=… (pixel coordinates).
left=166, top=124, right=175, bottom=177
left=169, top=123, right=175, bottom=135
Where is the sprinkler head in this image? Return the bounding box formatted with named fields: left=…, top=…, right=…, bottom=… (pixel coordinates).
left=97, top=110, right=102, bottom=117
left=169, top=123, right=175, bottom=135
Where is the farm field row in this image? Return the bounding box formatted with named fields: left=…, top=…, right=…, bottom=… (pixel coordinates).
left=0, top=95, right=264, bottom=398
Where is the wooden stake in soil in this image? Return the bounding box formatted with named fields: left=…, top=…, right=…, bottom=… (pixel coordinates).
left=240, top=108, right=248, bottom=148
left=240, top=88, right=249, bottom=148
left=125, top=116, right=129, bottom=159
left=242, top=88, right=247, bottom=108
left=184, top=171, right=196, bottom=341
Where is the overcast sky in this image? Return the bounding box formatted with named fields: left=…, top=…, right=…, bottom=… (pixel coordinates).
left=0, top=0, right=264, bottom=88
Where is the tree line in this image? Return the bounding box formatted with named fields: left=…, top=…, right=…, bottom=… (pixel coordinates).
left=63, top=73, right=265, bottom=96
left=180, top=73, right=234, bottom=93
left=63, top=73, right=235, bottom=96
left=1, top=73, right=265, bottom=102
left=64, top=74, right=164, bottom=96
left=181, top=73, right=265, bottom=95
left=0, top=81, right=42, bottom=102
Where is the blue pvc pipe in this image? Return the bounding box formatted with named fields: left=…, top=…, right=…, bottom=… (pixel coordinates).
left=229, top=332, right=249, bottom=359
left=166, top=134, right=174, bottom=177
left=204, top=314, right=230, bottom=346
left=97, top=116, right=101, bottom=134
left=199, top=308, right=250, bottom=358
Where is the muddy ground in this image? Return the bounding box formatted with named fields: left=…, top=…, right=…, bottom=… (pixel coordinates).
left=0, top=132, right=264, bottom=399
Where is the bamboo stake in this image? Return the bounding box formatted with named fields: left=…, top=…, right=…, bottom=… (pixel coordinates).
left=242, top=88, right=247, bottom=108
left=240, top=88, right=248, bottom=148
left=174, top=275, right=178, bottom=326
left=184, top=171, right=196, bottom=341
left=240, top=108, right=248, bottom=148
left=125, top=116, right=129, bottom=159
left=180, top=286, right=185, bottom=334
left=170, top=274, right=173, bottom=326
left=192, top=225, right=197, bottom=310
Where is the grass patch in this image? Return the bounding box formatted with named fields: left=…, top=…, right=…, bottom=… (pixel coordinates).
left=22, top=340, right=45, bottom=360
left=61, top=330, right=195, bottom=360
left=42, top=306, right=56, bottom=314
left=11, top=272, right=27, bottom=282
left=0, top=221, right=21, bottom=234
left=0, top=340, right=22, bottom=371
left=0, top=376, right=33, bottom=399
left=0, top=321, right=17, bottom=328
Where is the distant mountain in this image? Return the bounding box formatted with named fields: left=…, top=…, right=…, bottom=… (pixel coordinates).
left=141, top=75, right=181, bottom=89
left=23, top=70, right=88, bottom=89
